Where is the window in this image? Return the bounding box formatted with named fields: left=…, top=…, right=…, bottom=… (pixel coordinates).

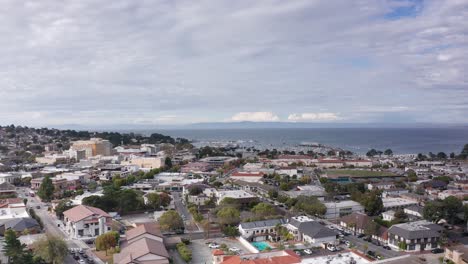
left=95, top=229, right=99, bottom=236
left=408, top=244, right=415, bottom=250
left=78, top=229, right=84, bottom=236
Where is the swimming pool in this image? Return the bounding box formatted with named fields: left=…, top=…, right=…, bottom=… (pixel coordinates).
left=252, top=241, right=271, bottom=251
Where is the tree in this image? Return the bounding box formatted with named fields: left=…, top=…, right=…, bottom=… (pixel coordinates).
left=423, top=201, right=445, bottom=223
left=33, top=235, right=68, bottom=264
left=437, top=152, right=447, bottom=160
left=222, top=225, right=240, bottom=237
left=268, top=189, right=278, bottom=199
left=4, top=229, right=27, bottom=263
left=87, top=180, right=97, bottom=191
left=159, top=192, right=172, bottom=207
left=292, top=196, right=326, bottom=216
left=217, top=207, right=240, bottom=226
left=407, top=170, right=418, bottom=182
left=95, top=231, right=119, bottom=256
left=54, top=200, right=73, bottom=220
left=460, top=144, right=468, bottom=159
left=366, top=149, right=378, bottom=157
left=384, top=149, right=393, bottom=156
left=364, top=221, right=379, bottom=236
left=443, top=196, right=462, bottom=225
left=394, top=208, right=407, bottom=221
left=147, top=192, right=161, bottom=210
left=37, top=176, right=54, bottom=201
left=360, top=190, right=383, bottom=216
left=251, top=203, right=276, bottom=219
left=159, top=210, right=184, bottom=232
left=450, top=152, right=456, bottom=159
left=164, top=157, right=173, bottom=168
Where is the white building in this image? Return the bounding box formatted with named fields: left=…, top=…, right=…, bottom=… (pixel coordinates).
left=285, top=216, right=337, bottom=246
left=238, top=219, right=286, bottom=242
left=63, top=205, right=112, bottom=238
left=382, top=197, right=418, bottom=211
left=323, top=200, right=364, bottom=220
left=0, top=173, right=21, bottom=184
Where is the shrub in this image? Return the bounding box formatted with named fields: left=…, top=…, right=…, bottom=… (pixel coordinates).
left=176, top=242, right=192, bottom=262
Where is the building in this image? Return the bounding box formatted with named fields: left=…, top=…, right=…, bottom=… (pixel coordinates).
left=0, top=217, right=41, bottom=235
left=445, top=245, right=468, bottom=264
left=199, top=156, right=238, bottom=168
left=31, top=177, right=77, bottom=196
left=0, top=173, right=21, bottom=184
left=387, top=220, right=443, bottom=251
left=285, top=216, right=337, bottom=246
left=0, top=182, right=16, bottom=197
left=180, top=162, right=212, bottom=173
left=213, top=250, right=301, bottom=264
left=215, top=190, right=258, bottom=206
left=70, top=138, right=112, bottom=158
left=238, top=219, right=286, bottom=242
left=323, top=200, right=364, bottom=219
left=340, top=212, right=371, bottom=235
left=35, top=154, right=68, bottom=165
left=122, top=156, right=165, bottom=170
left=367, top=182, right=395, bottom=190
left=63, top=205, right=112, bottom=238
left=56, top=171, right=91, bottom=184
left=404, top=205, right=424, bottom=219
left=382, top=210, right=396, bottom=221
left=382, top=197, right=418, bottom=211
left=230, top=171, right=264, bottom=183
left=113, top=222, right=170, bottom=264
left=0, top=198, right=29, bottom=220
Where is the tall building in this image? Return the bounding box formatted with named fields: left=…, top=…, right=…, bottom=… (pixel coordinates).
left=70, top=138, right=112, bottom=158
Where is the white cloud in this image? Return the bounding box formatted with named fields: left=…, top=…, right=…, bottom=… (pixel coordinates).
left=231, top=112, right=280, bottom=122
left=288, top=113, right=340, bottom=122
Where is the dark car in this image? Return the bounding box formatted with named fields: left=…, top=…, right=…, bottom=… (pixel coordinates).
left=73, top=255, right=80, bottom=260
left=367, top=251, right=376, bottom=257
left=431, top=248, right=444, bottom=254
left=82, top=254, right=88, bottom=259
left=383, top=245, right=391, bottom=250
left=357, top=234, right=365, bottom=238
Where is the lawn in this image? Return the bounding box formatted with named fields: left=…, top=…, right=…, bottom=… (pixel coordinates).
left=326, top=169, right=396, bottom=177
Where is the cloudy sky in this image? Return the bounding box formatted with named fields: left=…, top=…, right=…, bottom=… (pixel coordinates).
left=0, top=0, right=467, bottom=127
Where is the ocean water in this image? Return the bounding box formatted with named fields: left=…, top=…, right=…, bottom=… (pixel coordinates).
left=148, top=128, right=468, bottom=155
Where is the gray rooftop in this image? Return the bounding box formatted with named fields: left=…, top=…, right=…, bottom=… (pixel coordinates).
left=388, top=220, right=443, bottom=240
left=289, top=218, right=337, bottom=239
left=240, top=218, right=286, bottom=230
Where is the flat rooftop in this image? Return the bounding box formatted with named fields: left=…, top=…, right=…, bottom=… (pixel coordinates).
left=301, top=252, right=370, bottom=264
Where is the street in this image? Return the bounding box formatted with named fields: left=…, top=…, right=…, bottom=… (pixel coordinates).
left=19, top=187, right=103, bottom=264
left=345, top=235, right=402, bottom=259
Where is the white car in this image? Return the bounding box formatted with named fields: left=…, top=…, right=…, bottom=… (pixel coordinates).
left=326, top=244, right=337, bottom=252
left=344, top=240, right=351, bottom=247
left=304, top=249, right=312, bottom=255
left=208, top=243, right=220, bottom=249
left=78, top=260, right=86, bottom=264
left=229, top=247, right=240, bottom=252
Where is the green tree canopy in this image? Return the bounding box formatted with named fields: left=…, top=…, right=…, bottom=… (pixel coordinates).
left=147, top=192, right=161, bottom=210
left=292, top=196, right=326, bottom=216
left=159, top=210, right=184, bottom=232
left=33, top=235, right=68, bottom=264
left=217, top=207, right=241, bottom=226
left=251, top=202, right=276, bottom=218
left=95, top=231, right=119, bottom=256
left=37, top=176, right=54, bottom=201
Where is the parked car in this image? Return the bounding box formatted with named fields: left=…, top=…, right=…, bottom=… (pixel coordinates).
left=78, top=260, right=86, bottom=264
left=367, top=251, right=376, bottom=257
left=304, top=249, right=313, bottom=255
left=326, top=244, right=337, bottom=252
left=357, top=234, right=365, bottom=238
left=208, top=243, right=220, bottom=249
left=229, top=247, right=240, bottom=252
left=73, top=255, right=80, bottom=260
left=431, top=248, right=444, bottom=254
left=344, top=240, right=351, bottom=247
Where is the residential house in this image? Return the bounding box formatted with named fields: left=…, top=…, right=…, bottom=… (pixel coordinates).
left=382, top=197, right=418, bottom=211
left=285, top=216, right=337, bottom=246
left=113, top=222, right=170, bottom=264
left=0, top=217, right=40, bottom=235
left=382, top=210, right=396, bottom=221
left=387, top=220, right=443, bottom=251
left=181, top=162, right=212, bottom=173
left=445, top=245, right=468, bottom=264
left=213, top=250, right=301, bottom=264
left=404, top=205, right=424, bottom=219
left=0, top=198, right=29, bottom=220
left=0, top=173, right=21, bottom=184
left=63, top=205, right=112, bottom=238
left=340, top=212, right=371, bottom=235
left=0, top=182, right=16, bottom=197
left=367, top=182, right=395, bottom=190
left=238, top=219, right=286, bottom=242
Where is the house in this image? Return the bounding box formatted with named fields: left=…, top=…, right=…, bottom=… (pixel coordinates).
left=421, top=180, right=448, bottom=190
left=0, top=198, right=29, bottom=220
left=230, top=171, right=264, bottom=183
left=387, top=220, right=443, bottom=251
left=0, top=173, right=21, bottom=184
left=382, top=188, right=409, bottom=198
left=213, top=250, right=301, bottom=264
left=438, top=190, right=468, bottom=200
left=113, top=222, right=170, bottom=264
left=404, top=205, right=424, bottom=219
left=382, top=210, right=396, bottom=221
left=323, top=200, right=364, bottom=219
left=285, top=216, right=337, bottom=246
left=199, top=156, right=238, bottom=168
left=367, top=182, right=395, bottom=190
left=63, top=205, right=112, bottom=238
left=372, top=225, right=389, bottom=244
left=0, top=182, right=16, bottom=197
left=0, top=217, right=41, bottom=235
left=238, top=219, right=286, bottom=242
left=445, top=245, right=468, bottom=264
left=180, top=162, right=212, bottom=173
left=382, top=197, right=418, bottom=211
left=215, top=190, right=258, bottom=206
left=340, top=212, right=371, bottom=235
left=276, top=167, right=300, bottom=177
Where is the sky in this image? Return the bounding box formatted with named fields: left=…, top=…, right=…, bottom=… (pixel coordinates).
left=0, top=0, right=467, bottom=127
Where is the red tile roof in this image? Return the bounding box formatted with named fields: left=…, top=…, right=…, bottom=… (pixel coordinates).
left=126, top=222, right=163, bottom=242
left=220, top=250, right=300, bottom=264
left=63, top=205, right=111, bottom=223
left=231, top=172, right=264, bottom=177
